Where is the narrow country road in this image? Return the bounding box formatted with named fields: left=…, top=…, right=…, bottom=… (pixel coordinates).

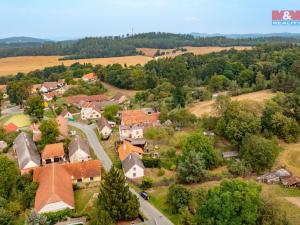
left=68, top=121, right=174, bottom=225
left=68, top=121, right=112, bottom=171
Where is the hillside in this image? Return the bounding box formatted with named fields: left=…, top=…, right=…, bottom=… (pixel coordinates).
left=0, top=32, right=300, bottom=59
left=0, top=36, right=51, bottom=44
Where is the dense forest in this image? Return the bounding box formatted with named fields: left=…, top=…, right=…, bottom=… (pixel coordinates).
left=1, top=32, right=300, bottom=59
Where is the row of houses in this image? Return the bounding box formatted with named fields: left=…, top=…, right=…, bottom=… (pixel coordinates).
left=13, top=132, right=101, bottom=214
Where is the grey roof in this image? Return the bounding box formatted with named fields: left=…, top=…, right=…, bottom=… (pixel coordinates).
left=121, top=153, right=145, bottom=173
left=68, top=135, right=90, bottom=158
left=97, top=117, right=111, bottom=131
left=125, top=138, right=146, bottom=146
left=141, top=108, right=155, bottom=115
left=13, top=132, right=41, bottom=170
left=111, top=92, right=124, bottom=101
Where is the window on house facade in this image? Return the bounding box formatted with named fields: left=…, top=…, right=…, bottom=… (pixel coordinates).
left=45, top=159, right=52, bottom=164
left=77, top=178, right=82, bottom=183
left=133, top=167, right=136, bottom=171
left=133, top=173, right=136, bottom=177
left=90, top=177, right=94, bottom=181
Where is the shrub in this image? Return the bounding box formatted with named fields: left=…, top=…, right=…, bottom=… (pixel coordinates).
left=227, top=160, right=251, bottom=177
left=157, top=168, right=165, bottom=176
left=44, top=209, right=73, bottom=225
left=167, top=184, right=192, bottom=214
left=140, top=177, right=153, bottom=190
left=142, top=156, right=161, bottom=168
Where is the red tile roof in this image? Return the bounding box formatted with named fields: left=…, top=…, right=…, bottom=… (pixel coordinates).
left=63, top=160, right=101, bottom=180
left=42, top=82, right=58, bottom=89
left=33, top=164, right=74, bottom=213
left=66, top=95, right=108, bottom=105
left=121, top=109, right=160, bottom=126
left=82, top=72, right=96, bottom=80
left=56, top=116, right=68, bottom=137
left=4, top=123, right=18, bottom=133
left=118, top=141, right=143, bottom=161
left=42, top=143, right=64, bottom=160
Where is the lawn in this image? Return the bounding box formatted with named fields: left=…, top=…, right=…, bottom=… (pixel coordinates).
left=44, top=109, right=56, bottom=118
left=3, top=114, right=31, bottom=127
left=275, top=141, right=300, bottom=177
left=74, top=187, right=98, bottom=213
left=262, top=184, right=300, bottom=225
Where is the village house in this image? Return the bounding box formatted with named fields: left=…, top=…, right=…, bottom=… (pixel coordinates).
left=119, top=108, right=160, bottom=140
left=66, top=94, right=108, bottom=108
left=122, top=153, right=145, bottom=179
left=64, top=160, right=101, bottom=184
left=56, top=116, right=69, bottom=140
left=58, top=79, right=65, bottom=87
left=118, top=141, right=144, bottom=161
left=43, top=91, right=57, bottom=101
left=33, top=164, right=75, bottom=214
left=80, top=102, right=102, bottom=120
left=41, top=143, right=65, bottom=165
left=30, top=117, right=68, bottom=142
left=13, top=132, right=41, bottom=174
left=60, top=109, right=74, bottom=120
left=40, top=82, right=59, bottom=93
left=96, top=117, right=112, bottom=139
left=4, top=122, right=18, bottom=133
left=111, top=92, right=128, bottom=104
left=31, top=84, right=42, bottom=94
left=119, top=125, right=144, bottom=141
left=281, top=176, right=300, bottom=187
left=257, top=168, right=291, bottom=184
left=82, top=72, right=97, bottom=82
left=68, top=136, right=91, bottom=163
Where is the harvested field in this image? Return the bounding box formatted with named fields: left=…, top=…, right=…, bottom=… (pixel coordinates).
left=188, top=90, right=275, bottom=117
left=138, top=46, right=252, bottom=58
left=0, top=55, right=152, bottom=76
left=275, top=141, right=300, bottom=177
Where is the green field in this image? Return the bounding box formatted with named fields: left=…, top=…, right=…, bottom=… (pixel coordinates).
left=3, top=114, right=31, bottom=127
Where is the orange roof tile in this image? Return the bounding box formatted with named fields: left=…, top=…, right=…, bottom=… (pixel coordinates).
left=118, top=141, right=144, bottom=161
left=34, top=164, right=74, bottom=213
left=121, top=109, right=160, bottom=126
left=4, top=123, right=18, bottom=133
left=82, top=72, right=96, bottom=80
left=42, top=143, right=64, bottom=159
left=63, top=160, right=101, bottom=180
left=56, top=116, right=68, bottom=137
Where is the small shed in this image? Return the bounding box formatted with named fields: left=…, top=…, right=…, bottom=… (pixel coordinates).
left=222, top=151, right=238, bottom=159
left=281, top=176, right=300, bottom=187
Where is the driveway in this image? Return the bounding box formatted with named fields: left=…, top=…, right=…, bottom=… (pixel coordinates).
left=1, top=105, right=23, bottom=115
left=68, top=121, right=174, bottom=225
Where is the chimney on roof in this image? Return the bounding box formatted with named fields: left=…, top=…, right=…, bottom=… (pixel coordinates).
left=129, top=154, right=132, bottom=160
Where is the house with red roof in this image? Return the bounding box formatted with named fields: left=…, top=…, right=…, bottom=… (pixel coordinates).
left=82, top=72, right=97, bottom=82
left=40, top=82, right=59, bottom=93
left=80, top=102, right=102, bottom=120
left=33, top=164, right=75, bottom=213
left=4, top=123, right=18, bottom=133
left=42, top=143, right=65, bottom=165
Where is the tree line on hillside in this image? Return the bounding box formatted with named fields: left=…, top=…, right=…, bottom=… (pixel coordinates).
left=1, top=32, right=300, bottom=59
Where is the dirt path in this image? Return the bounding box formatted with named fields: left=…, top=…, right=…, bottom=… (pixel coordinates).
left=285, top=197, right=300, bottom=208
left=188, top=90, right=275, bottom=117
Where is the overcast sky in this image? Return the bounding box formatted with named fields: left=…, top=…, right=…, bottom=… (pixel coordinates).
left=1, top=0, right=300, bottom=40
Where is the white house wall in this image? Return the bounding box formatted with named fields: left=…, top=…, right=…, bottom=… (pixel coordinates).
left=125, top=165, right=144, bottom=179
left=38, top=201, right=74, bottom=214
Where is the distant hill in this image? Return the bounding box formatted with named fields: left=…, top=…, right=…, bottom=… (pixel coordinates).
left=0, top=32, right=300, bottom=59
left=0, top=36, right=52, bottom=44
left=191, top=32, right=300, bottom=39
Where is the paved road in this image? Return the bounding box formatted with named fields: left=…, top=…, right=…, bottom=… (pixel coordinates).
left=68, top=121, right=174, bottom=225
left=68, top=122, right=112, bottom=171
left=1, top=105, right=23, bottom=115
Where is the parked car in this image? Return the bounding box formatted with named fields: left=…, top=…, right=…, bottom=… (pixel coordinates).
left=140, top=191, right=149, bottom=200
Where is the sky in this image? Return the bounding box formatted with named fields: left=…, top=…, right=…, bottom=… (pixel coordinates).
left=1, top=0, right=300, bottom=40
